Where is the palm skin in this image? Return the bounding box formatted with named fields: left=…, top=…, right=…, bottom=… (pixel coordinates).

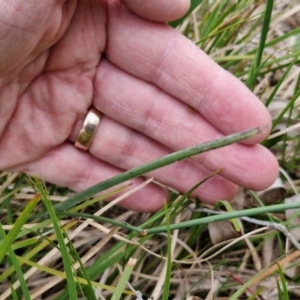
left=0, top=0, right=278, bottom=211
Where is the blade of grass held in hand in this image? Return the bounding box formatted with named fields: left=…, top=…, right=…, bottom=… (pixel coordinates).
left=54, top=127, right=261, bottom=212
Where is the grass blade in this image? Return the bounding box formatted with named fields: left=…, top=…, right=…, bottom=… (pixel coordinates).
left=247, top=0, right=273, bottom=90
left=111, top=258, right=137, bottom=300
left=265, top=53, right=299, bottom=107
left=161, top=203, right=172, bottom=300
left=169, top=0, right=203, bottom=28
left=215, top=200, right=241, bottom=232
left=145, top=201, right=300, bottom=234
left=0, top=220, right=77, bottom=284
left=0, top=194, right=40, bottom=264
left=15, top=255, right=128, bottom=294
left=276, top=263, right=289, bottom=300
left=255, top=0, right=273, bottom=70
left=272, top=89, right=300, bottom=129
left=0, top=224, right=31, bottom=300
left=54, top=127, right=261, bottom=212
left=35, top=180, right=78, bottom=300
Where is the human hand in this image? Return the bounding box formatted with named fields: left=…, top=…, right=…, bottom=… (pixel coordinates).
left=0, top=0, right=278, bottom=212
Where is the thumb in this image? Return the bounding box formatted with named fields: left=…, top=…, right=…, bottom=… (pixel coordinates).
left=119, top=0, right=190, bottom=22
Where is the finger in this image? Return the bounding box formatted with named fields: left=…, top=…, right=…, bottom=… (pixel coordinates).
left=119, top=0, right=190, bottom=22
left=94, top=59, right=278, bottom=190
left=45, top=0, right=106, bottom=71
left=69, top=114, right=238, bottom=203
left=17, top=143, right=169, bottom=212
left=0, top=1, right=75, bottom=74
left=106, top=1, right=272, bottom=144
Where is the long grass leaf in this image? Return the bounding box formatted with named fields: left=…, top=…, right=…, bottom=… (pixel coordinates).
left=0, top=237, right=38, bottom=250
left=255, top=0, right=273, bottom=69
left=265, top=53, right=299, bottom=107
left=10, top=286, right=18, bottom=300
left=0, top=194, right=40, bottom=264
left=64, top=237, right=97, bottom=300
left=35, top=180, right=78, bottom=300
left=0, top=224, right=31, bottom=300
left=215, top=200, right=241, bottom=232
left=247, top=0, right=273, bottom=90
left=16, top=255, right=132, bottom=294
left=161, top=202, right=172, bottom=300
left=272, top=90, right=300, bottom=129
left=145, top=201, right=300, bottom=234
left=277, top=263, right=289, bottom=300
left=111, top=258, right=136, bottom=300
left=54, top=128, right=260, bottom=212
left=0, top=220, right=77, bottom=283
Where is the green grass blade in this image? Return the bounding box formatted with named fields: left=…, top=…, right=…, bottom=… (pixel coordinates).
left=54, top=127, right=260, bottom=212
left=11, top=286, right=19, bottom=300
left=293, top=67, right=300, bottom=97
left=272, top=89, right=300, bottom=129
left=145, top=201, right=300, bottom=234
left=0, top=174, right=26, bottom=205
left=161, top=202, right=172, bottom=300
left=169, top=0, right=203, bottom=28
left=63, top=233, right=97, bottom=300
left=0, top=237, right=38, bottom=249
left=0, top=220, right=77, bottom=283
left=111, top=257, right=136, bottom=300
left=265, top=53, right=299, bottom=107
left=0, top=224, right=31, bottom=300
left=178, top=170, right=220, bottom=205
left=59, top=171, right=221, bottom=236
left=277, top=263, right=289, bottom=300
left=15, top=255, right=124, bottom=294
left=247, top=0, right=273, bottom=90
left=58, top=200, right=300, bottom=236
left=293, top=31, right=300, bottom=52
left=276, top=278, right=283, bottom=300
left=264, top=27, right=300, bottom=48
left=215, top=200, right=241, bottom=232
left=246, top=287, right=264, bottom=300
left=0, top=194, right=40, bottom=264
left=35, top=180, right=78, bottom=300
left=255, top=0, right=273, bottom=70
left=57, top=212, right=144, bottom=234
left=69, top=184, right=131, bottom=212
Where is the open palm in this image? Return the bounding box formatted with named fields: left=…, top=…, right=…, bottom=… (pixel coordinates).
left=0, top=0, right=278, bottom=211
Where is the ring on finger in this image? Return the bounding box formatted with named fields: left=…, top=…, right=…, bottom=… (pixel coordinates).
left=74, top=108, right=102, bottom=151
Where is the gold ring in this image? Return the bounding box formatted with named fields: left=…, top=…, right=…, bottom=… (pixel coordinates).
left=74, top=108, right=101, bottom=151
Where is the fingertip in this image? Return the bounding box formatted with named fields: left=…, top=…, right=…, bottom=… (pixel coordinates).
left=242, top=106, right=273, bottom=145
left=119, top=0, right=190, bottom=22
left=253, top=150, right=279, bottom=191
left=228, top=144, right=279, bottom=191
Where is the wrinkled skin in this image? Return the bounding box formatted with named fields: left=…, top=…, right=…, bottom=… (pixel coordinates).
left=0, top=0, right=278, bottom=211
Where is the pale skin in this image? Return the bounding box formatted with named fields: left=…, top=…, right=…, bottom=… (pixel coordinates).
left=0, top=0, right=278, bottom=212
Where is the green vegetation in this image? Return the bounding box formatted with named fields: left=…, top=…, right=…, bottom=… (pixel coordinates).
left=1, top=1, right=299, bottom=299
